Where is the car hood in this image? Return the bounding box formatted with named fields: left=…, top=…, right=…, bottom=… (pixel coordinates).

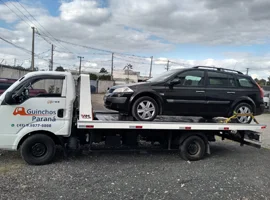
left=107, top=82, right=152, bottom=93
left=111, top=82, right=152, bottom=89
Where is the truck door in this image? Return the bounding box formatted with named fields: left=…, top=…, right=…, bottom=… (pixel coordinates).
left=0, top=75, right=67, bottom=149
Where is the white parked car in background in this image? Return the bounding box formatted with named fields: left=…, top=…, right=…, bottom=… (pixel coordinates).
left=263, top=92, right=270, bottom=109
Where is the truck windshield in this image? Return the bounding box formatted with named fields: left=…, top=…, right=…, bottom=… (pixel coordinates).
left=147, top=69, right=182, bottom=82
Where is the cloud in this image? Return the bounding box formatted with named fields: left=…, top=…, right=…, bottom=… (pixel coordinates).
left=111, top=0, right=270, bottom=45
left=60, top=0, right=111, bottom=26
left=1, top=0, right=270, bottom=78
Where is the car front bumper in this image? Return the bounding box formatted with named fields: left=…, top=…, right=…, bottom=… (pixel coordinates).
left=104, top=93, right=132, bottom=113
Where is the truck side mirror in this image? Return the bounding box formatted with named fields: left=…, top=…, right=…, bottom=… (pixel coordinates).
left=4, top=91, right=14, bottom=104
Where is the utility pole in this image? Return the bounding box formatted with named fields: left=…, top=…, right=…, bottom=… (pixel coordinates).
left=50, top=44, right=54, bottom=71
left=111, top=53, right=114, bottom=80
left=166, top=60, right=170, bottom=71
left=149, top=56, right=153, bottom=78
left=78, top=56, right=84, bottom=74
left=14, top=58, right=16, bottom=67
left=246, top=68, right=249, bottom=75
left=31, top=27, right=35, bottom=71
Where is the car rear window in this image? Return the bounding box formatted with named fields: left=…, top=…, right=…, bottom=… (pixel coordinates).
left=237, top=77, right=254, bottom=88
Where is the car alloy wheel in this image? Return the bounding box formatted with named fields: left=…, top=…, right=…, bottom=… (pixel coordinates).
left=236, top=105, right=251, bottom=123
left=137, top=100, right=156, bottom=120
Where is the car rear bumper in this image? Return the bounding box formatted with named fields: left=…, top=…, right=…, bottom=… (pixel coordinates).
left=255, top=103, right=265, bottom=115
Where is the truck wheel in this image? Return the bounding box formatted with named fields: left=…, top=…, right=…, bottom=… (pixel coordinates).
left=20, top=134, right=56, bottom=165
left=132, top=96, right=158, bottom=121
left=180, top=136, right=206, bottom=161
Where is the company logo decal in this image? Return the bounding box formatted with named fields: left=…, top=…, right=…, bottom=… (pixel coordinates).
left=13, top=107, right=57, bottom=122
left=81, top=114, right=91, bottom=119
left=47, top=100, right=60, bottom=104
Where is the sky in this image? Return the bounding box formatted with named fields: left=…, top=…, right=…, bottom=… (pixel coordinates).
left=1, top=0, right=270, bottom=78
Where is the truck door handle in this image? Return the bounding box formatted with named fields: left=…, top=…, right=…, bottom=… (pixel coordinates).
left=196, top=91, right=205, bottom=93
left=57, top=109, right=64, bottom=118
left=227, top=92, right=235, bottom=94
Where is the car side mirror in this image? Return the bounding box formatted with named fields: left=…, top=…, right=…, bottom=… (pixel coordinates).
left=170, top=78, right=181, bottom=85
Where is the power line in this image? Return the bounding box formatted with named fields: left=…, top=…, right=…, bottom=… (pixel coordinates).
left=0, top=0, right=31, bottom=27
left=37, top=33, right=149, bottom=59
left=114, top=55, right=150, bottom=65
left=36, top=49, right=51, bottom=55
left=0, top=35, right=51, bottom=63
left=13, top=0, right=75, bottom=54
left=85, top=60, right=111, bottom=63
left=0, top=35, right=32, bottom=54
left=3, top=0, right=52, bottom=45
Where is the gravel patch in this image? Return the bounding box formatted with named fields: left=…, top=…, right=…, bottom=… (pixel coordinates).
left=1, top=141, right=270, bottom=200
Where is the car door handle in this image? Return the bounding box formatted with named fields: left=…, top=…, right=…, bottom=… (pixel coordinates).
left=196, top=91, right=205, bottom=93
left=227, top=91, right=235, bottom=94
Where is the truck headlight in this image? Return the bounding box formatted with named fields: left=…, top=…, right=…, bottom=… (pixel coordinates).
left=113, top=87, right=133, bottom=93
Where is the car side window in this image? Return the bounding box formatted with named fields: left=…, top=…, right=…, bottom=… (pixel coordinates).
left=175, top=70, right=204, bottom=87
left=237, top=77, right=254, bottom=88
left=207, top=71, right=236, bottom=87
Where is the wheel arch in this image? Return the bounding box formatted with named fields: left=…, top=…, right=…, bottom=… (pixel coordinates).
left=129, top=91, right=163, bottom=114
left=17, top=130, right=61, bottom=150
left=229, top=97, right=256, bottom=116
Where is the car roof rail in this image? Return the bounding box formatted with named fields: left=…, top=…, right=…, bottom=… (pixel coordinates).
left=193, top=66, right=244, bottom=74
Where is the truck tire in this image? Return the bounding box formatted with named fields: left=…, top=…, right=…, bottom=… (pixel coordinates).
left=132, top=96, right=158, bottom=121
left=20, top=134, right=56, bottom=165
left=180, top=135, right=206, bottom=161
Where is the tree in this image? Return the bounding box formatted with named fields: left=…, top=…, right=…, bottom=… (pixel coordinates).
left=99, top=75, right=111, bottom=80
left=89, top=73, right=98, bottom=80
left=55, top=66, right=65, bottom=71
left=99, top=67, right=108, bottom=73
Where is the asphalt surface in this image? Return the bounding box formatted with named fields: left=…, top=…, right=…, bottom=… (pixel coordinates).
left=0, top=94, right=270, bottom=200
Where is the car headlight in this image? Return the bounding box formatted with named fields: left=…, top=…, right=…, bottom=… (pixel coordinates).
left=113, top=87, right=133, bottom=93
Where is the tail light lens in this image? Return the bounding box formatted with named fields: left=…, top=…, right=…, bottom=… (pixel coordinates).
left=255, top=82, right=264, bottom=98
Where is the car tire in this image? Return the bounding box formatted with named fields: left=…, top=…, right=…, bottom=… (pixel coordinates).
left=132, top=96, right=159, bottom=121
left=20, top=134, right=56, bottom=165
left=233, top=102, right=253, bottom=124
left=180, top=135, right=206, bottom=161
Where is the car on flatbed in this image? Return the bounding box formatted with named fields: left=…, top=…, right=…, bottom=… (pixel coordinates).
left=104, top=66, right=265, bottom=123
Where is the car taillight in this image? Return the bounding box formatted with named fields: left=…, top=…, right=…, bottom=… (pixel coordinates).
left=255, top=82, right=264, bottom=98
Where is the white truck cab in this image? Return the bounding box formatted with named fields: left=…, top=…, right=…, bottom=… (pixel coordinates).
left=0, top=71, right=76, bottom=150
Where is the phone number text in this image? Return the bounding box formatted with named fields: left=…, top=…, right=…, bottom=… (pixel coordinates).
left=16, top=124, right=52, bottom=128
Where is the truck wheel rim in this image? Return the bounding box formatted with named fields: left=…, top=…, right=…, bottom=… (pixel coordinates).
left=237, top=106, right=251, bottom=123
left=31, top=143, right=47, bottom=157
left=187, top=142, right=199, bottom=155
left=137, top=100, right=155, bottom=120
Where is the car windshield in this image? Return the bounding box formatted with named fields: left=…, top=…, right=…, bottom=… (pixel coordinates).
left=147, top=69, right=181, bottom=82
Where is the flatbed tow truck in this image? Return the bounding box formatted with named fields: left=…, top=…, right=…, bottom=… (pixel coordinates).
left=0, top=71, right=267, bottom=165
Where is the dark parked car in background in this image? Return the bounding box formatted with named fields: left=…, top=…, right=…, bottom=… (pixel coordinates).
left=104, top=66, right=264, bottom=123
